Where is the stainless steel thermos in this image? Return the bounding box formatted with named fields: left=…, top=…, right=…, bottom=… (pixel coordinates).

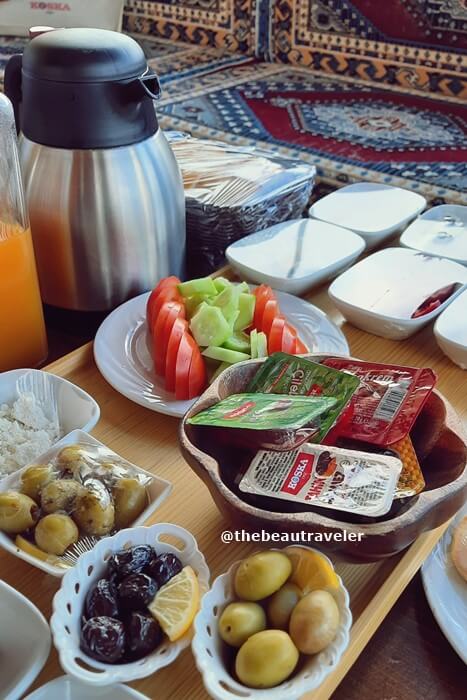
left=5, top=28, right=185, bottom=311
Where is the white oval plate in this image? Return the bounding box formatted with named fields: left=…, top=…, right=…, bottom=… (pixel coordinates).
left=24, top=675, right=149, bottom=700
left=421, top=504, right=467, bottom=664
left=94, top=290, right=349, bottom=418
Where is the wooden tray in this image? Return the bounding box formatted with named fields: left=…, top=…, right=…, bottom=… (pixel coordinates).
left=0, top=338, right=460, bottom=700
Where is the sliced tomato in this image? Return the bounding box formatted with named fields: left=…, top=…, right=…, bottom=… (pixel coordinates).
left=151, top=285, right=183, bottom=329
left=261, top=299, right=280, bottom=336
left=253, top=285, right=275, bottom=330
left=147, top=276, right=180, bottom=330
left=281, top=322, right=298, bottom=354
left=295, top=337, right=309, bottom=353
left=165, top=318, right=188, bottom=392
left=162, top=302, right=185, bottom=349
left=153, top=301, right=185, bottom=376
left=268, top=316, right=286, bottom=354
left=188, top=349, right=206, bottom=399
left=174, top=332, right=194, bottom=400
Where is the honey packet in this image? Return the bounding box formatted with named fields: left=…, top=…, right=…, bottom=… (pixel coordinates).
left=387, top=435, right=425, bottom=499
left=187, top=392, right=338, bottom=451
left=239, top=443, right=402, bottom=517
left=337, top=435, right=425, bottom=499
left=247, top=353, right=360, bottom=442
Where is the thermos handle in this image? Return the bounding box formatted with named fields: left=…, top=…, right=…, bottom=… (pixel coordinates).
left=138, top=70, right=161, bottom=100
left=4, top=54, right=23, bottom=133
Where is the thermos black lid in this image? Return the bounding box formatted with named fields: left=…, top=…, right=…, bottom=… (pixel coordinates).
left=4, top=28, right=160, bottom=150
left=22, top=28, right=148, bottom=83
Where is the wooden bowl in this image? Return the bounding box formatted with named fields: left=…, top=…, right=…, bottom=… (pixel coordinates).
left=180, top=355, right=467, bottom=563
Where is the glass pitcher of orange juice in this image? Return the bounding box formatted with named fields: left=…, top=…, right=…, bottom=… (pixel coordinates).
left=0, top=93, right=47, bottom=371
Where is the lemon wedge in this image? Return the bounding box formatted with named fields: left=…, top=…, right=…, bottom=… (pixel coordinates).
left=15, top=534, right=63, bottom=566
left=287, top=547, right=339, bottom=594
left=148, top=565, right=200, bottom=641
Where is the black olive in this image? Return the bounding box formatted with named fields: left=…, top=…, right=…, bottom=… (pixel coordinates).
left=80, top=616, right=125, bottom=663
left=126, top=611, right=162, bottom=659
left=85, top=578, right=118, bottom=619
left=145, top=552, right=182, bottom=587
left=118, top=573, right=157, bottom=612
left=108, top=545, right=155, bottom=581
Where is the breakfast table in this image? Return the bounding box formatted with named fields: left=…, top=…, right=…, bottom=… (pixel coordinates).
left=1, top=272, right=465, bottom=700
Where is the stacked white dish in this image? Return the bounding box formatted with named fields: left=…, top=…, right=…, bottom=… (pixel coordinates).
left=401, top=204, right=467, bottom=265
left=225, top=218, right=365, bottom=294
left=309, top=182, right=426, bottom=249
left=0, top=580, right=51, bottom=700
left=329, top=248, right=467, bottom=340
left=434, top=289, right=467, bottom=369
left=24, top=676, right=149, bottom=700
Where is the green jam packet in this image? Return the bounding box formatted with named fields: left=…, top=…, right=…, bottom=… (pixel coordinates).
left=187, top=393, right=337, bottom=430
left=247, top=352, right=360, bottom=442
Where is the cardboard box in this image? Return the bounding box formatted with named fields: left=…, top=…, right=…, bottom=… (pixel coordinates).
left=0, top=0, right=124, bottom=35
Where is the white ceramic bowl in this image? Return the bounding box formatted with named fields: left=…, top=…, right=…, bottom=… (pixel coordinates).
left=0, top=429, right=173, bottom=576
left=329, top=248, right=467, bottom=340
left=309, top=182, right=426, bottom=249
left=24, top=675, right=150, bottom=700
left=51, top=523, right=210, bottom=686
left=434, top=289, right=467, bottom=369
left=400, top=204, right=467, bottom=265
left=225, top=219, right=365, bottom=295
left=0, top=368, right=100, bottom=461
left=192, top=546, right=352, bottom=700
left=0, top=579, right=51, bottom=700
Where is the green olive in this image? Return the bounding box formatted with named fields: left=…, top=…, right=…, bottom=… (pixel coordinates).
left=41, top=479, right=84, bottom=514
left=0, top=492, right=39, bottom=534
left=112, top=478, right=148, bottom=530
left=289, top=590, right=340, bottom=654
left=235, top=630, right=299, bottom=688
left=235, top=551, right=292, bottom=601
left=35, top=513, right=79, bottom=555
left=267, top=582, right=302, bottom=630
left=56, top=445, right=88, bottom=466
left=73, top=480, right=115, bottom=536
left=21, top=464, right=54, bottom=502
left=219, top=602, right=266, bottom=647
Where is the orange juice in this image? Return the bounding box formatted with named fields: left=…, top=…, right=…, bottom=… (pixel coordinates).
left=0, top=222, right=48, bottom=370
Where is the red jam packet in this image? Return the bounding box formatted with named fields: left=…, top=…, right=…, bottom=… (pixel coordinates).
left=322, top=358, right=437, bottom=446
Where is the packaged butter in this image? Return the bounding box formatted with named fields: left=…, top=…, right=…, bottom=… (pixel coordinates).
left=322, top=358, right=437, bottom=445
left=187, top=392, right=338, bottom=451
left=238, top=443, right=402, bottom=517
left=247, top=353, right=360, bottom=442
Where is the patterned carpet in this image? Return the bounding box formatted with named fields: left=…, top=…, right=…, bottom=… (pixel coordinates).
left=158, top=62, right=466, bottom=203
left=1, top=33, right=465, bottom=203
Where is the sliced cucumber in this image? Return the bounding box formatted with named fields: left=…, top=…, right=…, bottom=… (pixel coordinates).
left=211, top=361, right=231, bottom=383
left=237, top=281, right=250, bottom=294
left=213, top=285, right=241, bottom=325
left=185, top=293, right=212, bottom=319
left=178, top=277, right=217, bottom=298
left=256, top=331, right=268, bottom=358
left=190, top=304, right=231, bottom=347
left=250, top=328, right=258, bottom=358
left=223, top=332, right=251, bottom=353
left=202, top=346, right=250, bottom=363
left=213, top=277, right=231, bottom=293
left=234, top=293, right=255, bottom=331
